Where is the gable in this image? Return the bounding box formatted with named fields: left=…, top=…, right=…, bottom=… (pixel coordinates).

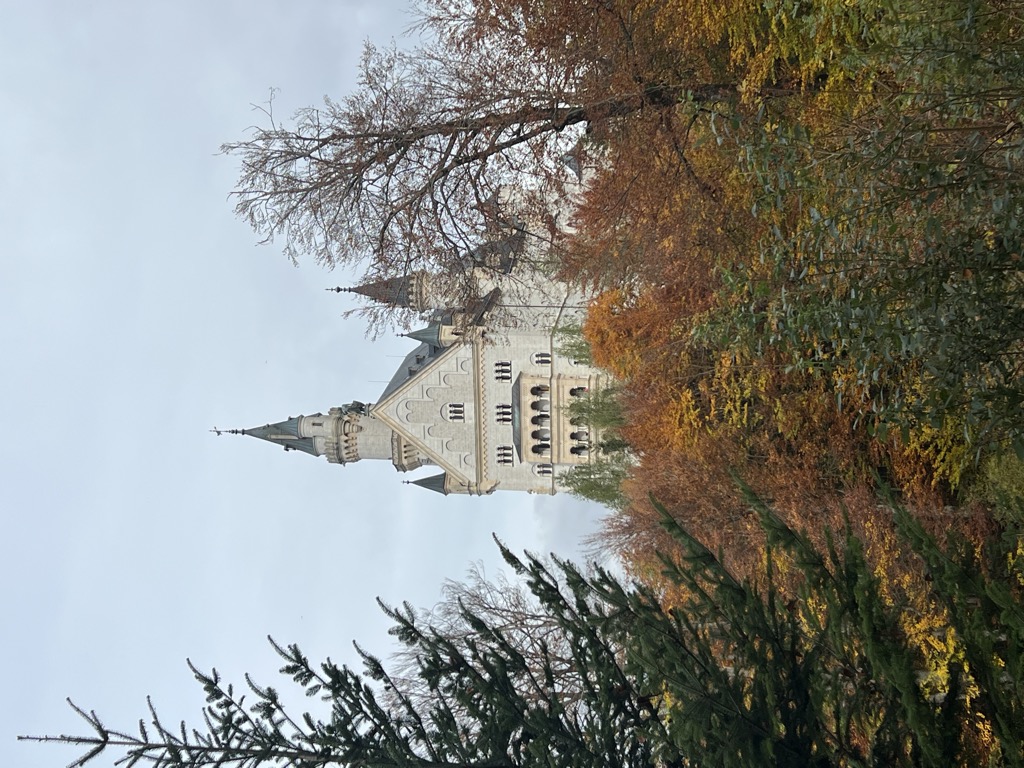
left=370, top=341, right=480, bottom=485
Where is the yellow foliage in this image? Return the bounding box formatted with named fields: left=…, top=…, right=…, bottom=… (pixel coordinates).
left=863, top=517, right=963, bottom=700
left=625, top=0, right=878, bottom=99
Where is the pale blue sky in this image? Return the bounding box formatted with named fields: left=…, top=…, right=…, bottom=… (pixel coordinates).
left=1, top=3, right=606, bottom=765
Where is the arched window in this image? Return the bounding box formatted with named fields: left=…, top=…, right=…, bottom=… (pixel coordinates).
left=533, top=463, right=553, bottom=477
left=532, top=352, right=552, bottom=365
left=446, top=403, right=465, bottom=422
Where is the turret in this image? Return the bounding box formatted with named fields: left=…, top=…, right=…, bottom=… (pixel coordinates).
left=218, top=402, right=393, bottom=466
left=404, top=473, right=479, bottom=496
left=329, top=271, right=447, bottom=312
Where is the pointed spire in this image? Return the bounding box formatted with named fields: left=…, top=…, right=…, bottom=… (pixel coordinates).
left=342, top=275, right=416, bottom=308
left=235, top=417, right=318, bottom=456
left=402, top=324, right=442, bottom=348
left=410, top=473, right=450, bottom=495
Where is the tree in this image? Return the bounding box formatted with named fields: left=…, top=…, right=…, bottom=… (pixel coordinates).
left=693, top=0, right=1024, bottom=462
left=382, top=561, right=591, bottom=713
left=27, top=547, right=667, bottom=768
left=559, top=455, right=631, bottom=510
left=558, top=378, right=632, bottom=510
left=226, top=13, right=621, bottom=280
left=222, top=0, right=756, bottom=306
left=25, top=495, right=1024, bottom=767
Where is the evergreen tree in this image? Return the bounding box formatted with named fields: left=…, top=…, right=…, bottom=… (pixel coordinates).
left=25, top=496, right=1024, bottom=767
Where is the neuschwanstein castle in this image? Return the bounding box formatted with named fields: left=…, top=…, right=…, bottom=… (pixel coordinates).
left=225, top=215, right=606, bottom=497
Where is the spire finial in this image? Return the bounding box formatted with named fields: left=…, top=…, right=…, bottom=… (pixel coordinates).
left=327, top=286, right=350, bottom=293
left=210, top=427, right=245, bottom=436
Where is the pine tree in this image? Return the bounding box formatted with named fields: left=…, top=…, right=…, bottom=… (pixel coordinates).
left=24, top=495, right=1024, bottom=767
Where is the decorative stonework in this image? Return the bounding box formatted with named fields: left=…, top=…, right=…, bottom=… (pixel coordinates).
left=232, top=221, right=607, bottom=496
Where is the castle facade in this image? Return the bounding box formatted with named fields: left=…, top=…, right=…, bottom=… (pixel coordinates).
left=231, top=224, right=605, bottom=496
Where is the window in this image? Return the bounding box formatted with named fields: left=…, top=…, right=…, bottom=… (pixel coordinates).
left=494, top=361, right=512, bottom=381
left=312, top=421, right=323, bottom=427
left=495, top=404, right=512, bottom=424
left=569, top=386, right=589, bottom=397
left=532, top=352, right=552, bottom=365
left=446, top=403, right=465, bottom=421
left=496, top=445, right=514, bottom=465
left=533, top=463, right=553, bottom=477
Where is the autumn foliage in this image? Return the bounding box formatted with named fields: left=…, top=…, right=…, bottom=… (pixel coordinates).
left=530, top=0, right=1024, bottom=594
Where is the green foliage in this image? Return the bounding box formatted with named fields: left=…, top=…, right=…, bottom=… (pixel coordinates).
left=625, top=0, right=1023, bottom=507
left=27, top=490, right=1024, bottom=768
left=566, top=386, right=625, bottom=434
left=560, top=383, right=633, bottom=509
left=973, top=454, right=1024, bottom=525
left=891, top=500, right=1024, bottom=766
left=705, top=0, right=1024, bottom=470
left=553, top=324, right=593, bottom=367
left=559, top=454, right=631, bottom=510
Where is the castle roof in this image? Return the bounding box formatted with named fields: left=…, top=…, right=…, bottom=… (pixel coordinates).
left=403, top=324, right=442, bottom=349
left=240, top=417, right=318, bottom=455
left=346, top=275, right=413, bottom=306
left=377, top=341, right=439, bottom=402
left=410, top=473, right=449, bottom=495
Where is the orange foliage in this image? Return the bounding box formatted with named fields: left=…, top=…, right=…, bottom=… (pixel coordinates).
left=570, top=139, right=967, bottom=578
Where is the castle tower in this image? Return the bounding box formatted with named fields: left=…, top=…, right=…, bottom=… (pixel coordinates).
left=331, top=271, right=450, bottom=312
left=229, top=402, right=393, bottom=466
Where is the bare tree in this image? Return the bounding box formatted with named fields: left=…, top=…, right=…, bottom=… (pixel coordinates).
left=222, top=0, right=702, bottom=304
left=381, top=559, right=595, bottom=715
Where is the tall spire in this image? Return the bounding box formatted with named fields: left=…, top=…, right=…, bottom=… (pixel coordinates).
left=219, top=417, right=318, bottom=455
left=402, top=324, right=442, bottom=348
left=332, top=274, right=422, bottom=309
left=408, top=473, right=450, bottom=495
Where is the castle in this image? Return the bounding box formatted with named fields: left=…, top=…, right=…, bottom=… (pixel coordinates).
left=226, top=221, right=605, bottom=497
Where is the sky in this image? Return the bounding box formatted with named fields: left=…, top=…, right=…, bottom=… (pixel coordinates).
left=0, top=3, right=608, bottom=766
